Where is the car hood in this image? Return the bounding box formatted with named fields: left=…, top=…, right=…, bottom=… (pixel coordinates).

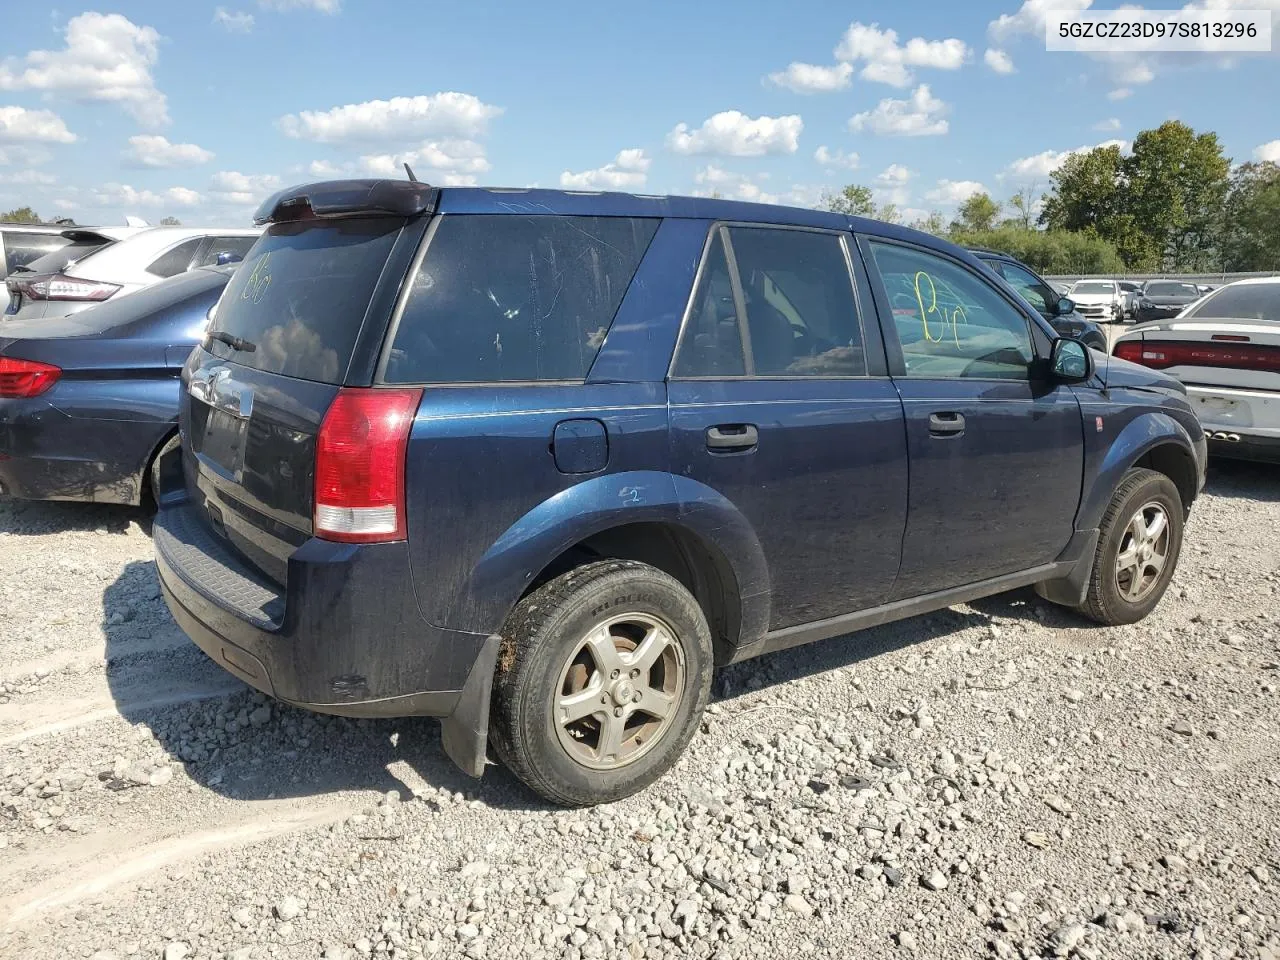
left=1071, top=292, right=1118, bottom=303
left=1142, top=295, right=1197, bottom=306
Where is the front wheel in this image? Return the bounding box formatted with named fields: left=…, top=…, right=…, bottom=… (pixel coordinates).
left=489, top=560, right=713, bottom=806
left=1077, top=467, right=1184, bottom=625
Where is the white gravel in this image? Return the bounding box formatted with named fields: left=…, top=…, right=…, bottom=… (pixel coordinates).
left=1, top=461, right=1278, bottom=959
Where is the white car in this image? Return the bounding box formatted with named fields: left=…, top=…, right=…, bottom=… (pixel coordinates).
left=3, top=225, right=261, bottom=322
left=1112, top=277, right=1280, bottom=462
left=1068, top=279, right=1126, bottom=324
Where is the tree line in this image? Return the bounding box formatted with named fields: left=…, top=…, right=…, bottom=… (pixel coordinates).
left=1, top=207, right=182, bottom=226
left=823, top=120, right=1280, bottom=276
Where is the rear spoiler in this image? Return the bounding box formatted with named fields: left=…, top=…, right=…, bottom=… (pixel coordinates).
left=59, top=229, right=117, bottom=243
left=253, top=179, right=439, bottom=225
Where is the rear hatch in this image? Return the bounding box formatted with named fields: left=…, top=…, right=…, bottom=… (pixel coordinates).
left=182, top=195, right=431, bottom=585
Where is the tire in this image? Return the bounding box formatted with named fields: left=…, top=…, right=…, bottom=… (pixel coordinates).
left=489, top=559, right=714, bottom=806
left=146, top=431, right=181, bottom=507
left=1077, top=467, right=1183, bottom=625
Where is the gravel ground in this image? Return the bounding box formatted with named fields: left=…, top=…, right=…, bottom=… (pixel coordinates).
left=2, top=461, right=1278, bottom=960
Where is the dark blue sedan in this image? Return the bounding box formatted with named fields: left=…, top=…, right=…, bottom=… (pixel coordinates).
left=0, top=266, right=230, bottom=504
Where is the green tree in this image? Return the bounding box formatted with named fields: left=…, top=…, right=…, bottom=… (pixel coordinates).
left=1, top=206, right=42, bottom=224
left=821, top=184, right=875, bottom=217
left=874, top=202, right=901, bottom=225
left=909, top=210, right=947, bottom=236
left=1220, top=161, right=1280, bottom=271
left=159, top=216, right=182, bottom=226
left=950, top=225, right=1124, bottom=274
left=950, top=192, right=1001, bottom=233
left=1003, top=185, right=1039, bottom=230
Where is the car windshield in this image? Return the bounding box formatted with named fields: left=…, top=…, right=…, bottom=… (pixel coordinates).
left=1145, top=281, right=1200, bottom=297
left=1182, top=284, right=1280, bottom=323
left=1071, top=281, right=1114, bottom=294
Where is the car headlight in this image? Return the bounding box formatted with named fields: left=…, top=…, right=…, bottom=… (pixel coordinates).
left=1139, top=298, right=1153, bottom=309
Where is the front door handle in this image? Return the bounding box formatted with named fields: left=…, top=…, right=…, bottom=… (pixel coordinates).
left=928, top=412, right=966, bottom=436
left=706, top=424, right=759, bottom=451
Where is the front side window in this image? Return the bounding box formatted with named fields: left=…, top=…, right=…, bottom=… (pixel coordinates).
left=671, top=225, right=866, bottom=378
left=384, top=215, right=658, bottom=384
left=996, top=261, right=1057, bottom=316
left=869, top=241, right=1034, bottom=380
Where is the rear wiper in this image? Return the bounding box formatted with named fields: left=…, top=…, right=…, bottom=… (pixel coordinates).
left=206, top=330, right=256, bottom=353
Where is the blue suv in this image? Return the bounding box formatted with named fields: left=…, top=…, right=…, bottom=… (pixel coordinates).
left=154, top=180, right=1207, bottom=805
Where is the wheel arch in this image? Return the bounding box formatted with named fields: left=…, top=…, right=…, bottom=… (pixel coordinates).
left=1082, top=412, right=1200, bottom=530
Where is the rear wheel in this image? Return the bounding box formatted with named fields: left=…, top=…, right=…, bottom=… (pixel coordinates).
left=489, top=560, right=713, bottom=806
left=1077, top=468, right=1183, bottom=625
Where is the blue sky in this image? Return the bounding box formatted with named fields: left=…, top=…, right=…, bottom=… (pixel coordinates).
left=0, top=0, right=1277, bottom=226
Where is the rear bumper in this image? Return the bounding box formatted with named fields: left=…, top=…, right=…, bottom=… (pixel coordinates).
left=1186, top=385, right=1280, bottom=461
left=154, top=500, right=489, bottom=717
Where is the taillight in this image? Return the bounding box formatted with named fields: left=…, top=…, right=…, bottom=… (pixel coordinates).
left=1114, top=339, right=1280, bottom=373
left=24, top=274, right=121, bottom=302
left=0, top=357, right=61, bottom=398
left=314, top=387, right=422, bottom=543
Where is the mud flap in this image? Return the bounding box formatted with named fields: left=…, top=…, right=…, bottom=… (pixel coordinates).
left=1034, top=528, right=1100, bottom=607
left=439, top=634, right=501, bottom=778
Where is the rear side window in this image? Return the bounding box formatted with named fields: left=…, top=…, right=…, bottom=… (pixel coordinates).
left=383, top=215, right=658, bottom=384
left=206, top=218, right=403, bottom=384
left=671, top=231, right=745, bottom=377
left=195, top=236, right=256, bottom=267
left=146, top=238, right=202, bottom=278
left=3, top=230, right=68, bottom=276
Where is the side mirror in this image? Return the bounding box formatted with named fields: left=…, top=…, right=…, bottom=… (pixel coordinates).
left=1056, top=297, right=1076, bottom=316
left=215, top=251, right=243, bottom=266
left=1051, top=337, right=1092, bottom=383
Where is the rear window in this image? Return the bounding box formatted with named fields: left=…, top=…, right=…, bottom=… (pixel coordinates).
left=3, top=230, right=68, bottom=276
left=206, top=218, right=403, bottom=384
left=1183, top=283, right=1280, bottom=323
left=383, top=215, right=658, bottom=384
left=22, top=239, right=113, bottom=275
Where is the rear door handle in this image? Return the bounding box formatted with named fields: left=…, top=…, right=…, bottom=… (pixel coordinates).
left=706, top=424, right=758, bottom=451
left=928, top=412, right=965, bottom=436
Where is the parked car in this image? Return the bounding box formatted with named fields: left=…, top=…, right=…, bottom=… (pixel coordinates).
left=153, top=180, right=1207, bottom=805
left=1, top=223, right=85, bottom=313
left=1068, top=279, right=1126, bottom=323
left=1114, top=277, right=1279, bottom=462
left=0, top=266, right=230, bottom=503
left=1135, top=279, right=1204, bottom=323
left=4, top=226, right=145, bottom=312
left=4, top=226, right=258, bottom=322
left=1117, top=280, right=1142, bottom=321
left=970, top=249, right=1107, bottom=351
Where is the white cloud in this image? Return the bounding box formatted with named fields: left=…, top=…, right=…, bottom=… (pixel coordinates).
left=0, top=169, right=56, bottom=185
left=124, top=135, right=214, bottom=168
left=666, top=110, right=803, bottom=157
left=359, top=139, right=490, bottom=186
left=1255, top=140, right=1280, bottom=162
left=214, top=8, right=255, bottom=31
left=307, top=159, right=345, bottom=177
left=1107, top=87, right=1133, bottom=100
left=849, top=85, right=949, bottom=137
left=924, top=179, right=987, bottom=205
left=1093, top=117, right=1122, bottom=132
left=874, top=164, right=914, bottom=205
left=279, top=93, right=502, bottom=143
left=90, top=183, right=203, bottom=209
left=834, top=22, right=969, bottom=88
left=0, top=106, right=75, bottom=144
left=259, top=0, right=340, bottom=12
left=209, top=170, right=283, bottom=206
left=560, top=148, right=650, bottom=190
left=1003, top=139, right=1130, bottom=180
left=766, top=61, right=853, bottom=93
left=814, top=145, right=860, bottom=169
left=984, top=48, right=1016, bottom=73
left=692, top=165, right=779, bottom=204
left=0, top=13, right=168, bottom=127
left=989, top=0, right=1092, bottom=43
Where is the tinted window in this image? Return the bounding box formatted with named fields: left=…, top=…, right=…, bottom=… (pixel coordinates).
left=195, top=236, right=256, bottom=267
left=146, top=238, right=202, bottom=278
left=384, top=215, right=658, bottom=384
left=207, top=218, right=402, bottom=384
left=671, top=231, right=745, bottom=377
left=995, top=260, right=1057, bottom=316
left=1071, top=281, right=1115, bottom=294
left=869, top=241, right=1034, bottom=380
left=23, top=239, right=111, bottom=275
left=728, top=227, right=864, bottom=376
left=1183, top=283, right=1280, bottom=323
left=3, top=230, right=67, bottom=276
left=1144, top=281, right=1200, bottom=297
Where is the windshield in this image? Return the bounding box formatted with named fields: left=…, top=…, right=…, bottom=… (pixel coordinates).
left=17, top=238, right=113, bottom=275
left=205, top=218, right=403, bottom=384
left=1182, top=283, right=1280, bottom=323
left=1071, top=281, right=1114, bottom=294
left=1145, top=281, right=1200, bottom=297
